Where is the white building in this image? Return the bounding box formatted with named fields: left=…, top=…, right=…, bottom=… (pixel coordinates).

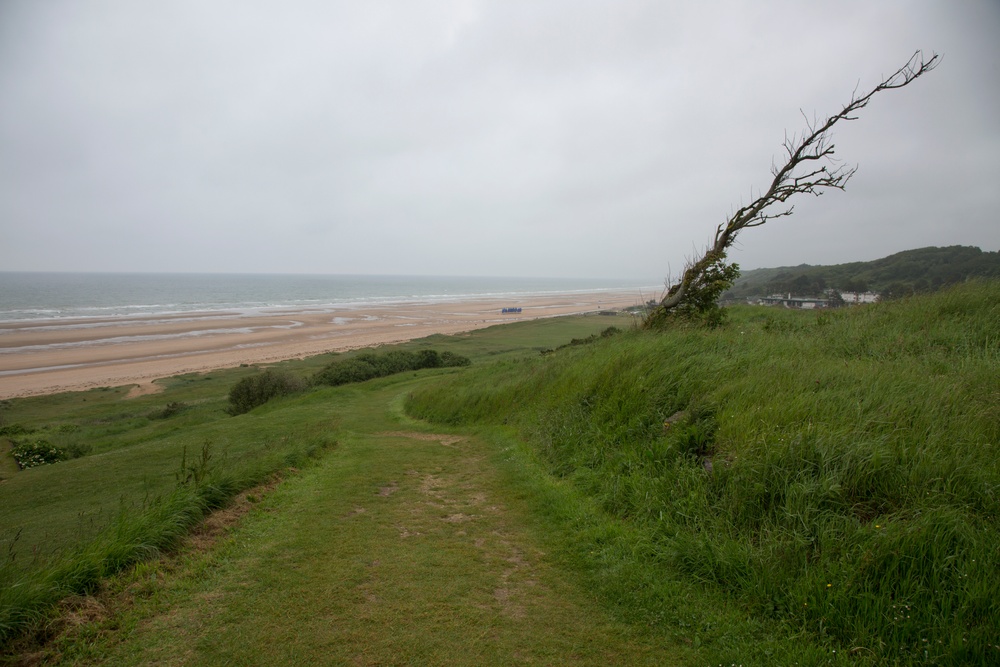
left=839, top=291, right=880, bottom=304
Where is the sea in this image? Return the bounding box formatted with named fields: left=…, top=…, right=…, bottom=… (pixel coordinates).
left=0, top=273, right=658, bottom=324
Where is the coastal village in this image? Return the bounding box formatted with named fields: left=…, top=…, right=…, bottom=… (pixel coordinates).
left=637, top=290, right=882, bottom=313
left=752, top=290, right=880, bottom=309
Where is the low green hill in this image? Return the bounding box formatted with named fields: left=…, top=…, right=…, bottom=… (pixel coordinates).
left=724, top=245, right=1000, bottom=299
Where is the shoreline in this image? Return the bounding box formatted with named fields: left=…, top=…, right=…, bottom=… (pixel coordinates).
left=0, top=290, right=642, bottom=399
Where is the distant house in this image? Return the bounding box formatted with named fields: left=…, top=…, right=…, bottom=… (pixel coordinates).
left=757, top=294, right=830, bottom=309
left=754, top=289, right=881, bottom=309
left=839, top=291, right=879, bottom=304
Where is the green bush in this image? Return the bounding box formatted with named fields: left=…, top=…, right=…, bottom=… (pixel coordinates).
left=416, top=349, right=442, bottom=368
left=226, top=370, right=306, bottom=416
left=10, top=440, right=65, bottom=469
left=440, top=350, right=472, bottom=367
left=312, top=349, right=470, bottom=387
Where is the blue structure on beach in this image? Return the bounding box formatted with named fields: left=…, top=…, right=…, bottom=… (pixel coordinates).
left=501, top=307, right=522, bottom=314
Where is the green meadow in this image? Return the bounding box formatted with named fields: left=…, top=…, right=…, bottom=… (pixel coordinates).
left=2, top=284, right=998, bottom=665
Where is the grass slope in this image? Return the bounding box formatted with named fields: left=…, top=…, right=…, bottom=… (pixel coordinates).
left=0, top=313, right=624, bottom=560
left=408, top=281, right=1000, bottom=665
left=25, top=378, right=692, bottom=665
left=2, top=291, right=997, bottom=665
left=0, top=313, right=630, bottom=652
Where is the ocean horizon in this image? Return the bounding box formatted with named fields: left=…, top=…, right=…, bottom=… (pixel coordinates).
left=0, top=272, right=660, bottom=324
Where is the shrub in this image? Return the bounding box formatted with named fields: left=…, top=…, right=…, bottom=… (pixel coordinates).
left=440, top=350, right=472, bottom=367
left=226, top=370, right=306, bottom=416
left=11, top=440, right=65, bottom=469
left=312, top=349, right=471, bottom=387
left=416, top=349, right=442, bottom=368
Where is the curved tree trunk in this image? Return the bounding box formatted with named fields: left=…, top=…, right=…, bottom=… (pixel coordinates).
left=646, top=51, right=938, bottom=327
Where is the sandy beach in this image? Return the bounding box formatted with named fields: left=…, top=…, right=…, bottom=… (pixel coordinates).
left=0, top=291, right=641, bottom=399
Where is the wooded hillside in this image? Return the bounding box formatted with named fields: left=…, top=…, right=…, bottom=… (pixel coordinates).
left=723, top=245, right=1000, bottom=299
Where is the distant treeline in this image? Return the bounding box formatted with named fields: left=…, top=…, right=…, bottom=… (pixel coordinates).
left=723, top=245, right=1000, bottom=299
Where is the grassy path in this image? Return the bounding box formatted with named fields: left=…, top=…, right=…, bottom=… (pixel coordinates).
left=53, top=378, right=685, bottom=665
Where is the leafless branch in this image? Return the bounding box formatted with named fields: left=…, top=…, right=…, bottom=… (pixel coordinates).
left=651, top=51, right=939, bottom=316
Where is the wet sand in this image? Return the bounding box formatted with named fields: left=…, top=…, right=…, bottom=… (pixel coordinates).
left=0, top=291, right=640, bottom=399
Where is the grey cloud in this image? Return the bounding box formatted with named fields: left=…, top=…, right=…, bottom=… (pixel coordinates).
left=1, top=0, right=997, bottom=278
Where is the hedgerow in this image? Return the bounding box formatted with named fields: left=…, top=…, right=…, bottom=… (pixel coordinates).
left=311, top=349, right=470, bottom=387
left=226, top=370, right=306, bottom=416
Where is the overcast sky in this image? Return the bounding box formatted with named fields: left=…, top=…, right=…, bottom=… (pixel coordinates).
left=1, top=1, right=997, bottom=280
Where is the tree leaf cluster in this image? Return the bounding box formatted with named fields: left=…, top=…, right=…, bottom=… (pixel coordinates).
left=646, top=255, right=740, bottom=328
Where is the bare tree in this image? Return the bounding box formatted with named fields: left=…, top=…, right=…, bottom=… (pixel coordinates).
left=645, top=50, right=939, bottom=327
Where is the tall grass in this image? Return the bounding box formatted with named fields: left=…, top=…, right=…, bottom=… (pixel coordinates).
left=407, top=281, right=1000, bottom=664
left=0, top=486, right=206, bottom=641
left=0, top=421, right=334, bottom=646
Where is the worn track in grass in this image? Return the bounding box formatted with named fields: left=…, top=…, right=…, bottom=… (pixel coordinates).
left=45, top=379, right=685, bottom=666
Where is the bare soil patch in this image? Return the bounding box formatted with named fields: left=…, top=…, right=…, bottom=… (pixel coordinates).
left=380, top=431, right=464, bottom=447
left=185, top=476, right=282, bottom=553
left=124, top=381, right=166, bottom=399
